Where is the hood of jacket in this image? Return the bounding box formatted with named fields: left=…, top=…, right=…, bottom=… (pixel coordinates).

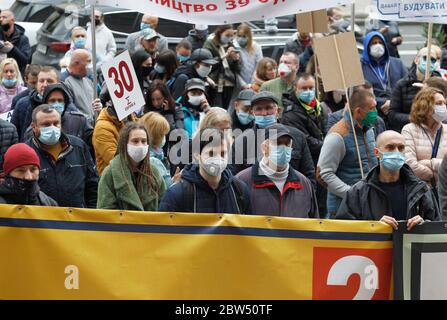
left=42, top=83, right=73, bottom=115
left=362, top=31, right=389, bottom=65
left=181, top=164, right=234, bottom=192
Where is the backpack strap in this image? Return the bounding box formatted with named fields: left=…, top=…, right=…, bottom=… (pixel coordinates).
left=181, top=179, right=196, bottom=213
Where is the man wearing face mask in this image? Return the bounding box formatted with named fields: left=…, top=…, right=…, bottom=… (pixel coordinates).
left=27, top=105, right=98, bottom=208
left=0, top=10, right=31, bottom=76
left=125, top=14, right=168, bottom=56
left=85, top=10, right=116, bottom=62
left=336, top=131, right=440, bottom=229
left=184, top=24, right=209, bottom=52
left=389, top=45, right=442, bottom=132
left=318, top=87, right=379, bottom=218
left=0, top=143, right=57, bottom=206
left=261, top=52, right=299, bottom=109
left=361, top=32, right=407, bottom=123
left=237, top=124, right=318, bottom=218
left=159, top=128, right=251, bottom=214
left=171, top=48, right=217, bottom=100
left=230, top=91, right=316, bottom=188
left=230, top=89, right=255, bottom=135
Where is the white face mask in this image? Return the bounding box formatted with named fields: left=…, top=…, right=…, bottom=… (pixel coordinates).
left=127, top=144, right=149, bottom=163
left=369, top=43, right=385, bottom=59
left=433, top=104, right=447, bottom=123
left=196, top=64, right=212, bottom=78
left=278, top=63, right=292, bottom=77
left=202, top=156, right=228, bottom=177
left=188, top=94, right=204, bottom=107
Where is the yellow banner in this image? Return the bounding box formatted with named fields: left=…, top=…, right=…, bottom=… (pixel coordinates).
left=0, top=204, right=393, bottom=300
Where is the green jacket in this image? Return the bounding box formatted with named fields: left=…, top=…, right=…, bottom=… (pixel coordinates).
left=97, top=155, right=166, bottom=211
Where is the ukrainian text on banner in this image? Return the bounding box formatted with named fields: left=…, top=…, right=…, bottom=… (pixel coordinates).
left=370, top=0, right=447, bottom=23
left=0, top=205, right=392, bottom=299
left=393, top=221, right=447, bottom=300
left=85, top=0, right=351, bottom=25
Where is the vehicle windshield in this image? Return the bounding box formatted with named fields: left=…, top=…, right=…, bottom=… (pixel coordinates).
left=9, top=1, right=29, bottom=21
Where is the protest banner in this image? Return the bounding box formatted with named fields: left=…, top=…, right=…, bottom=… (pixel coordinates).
left=100, top=50, right=145, bottom=120
left=0, top=110, right=13, bottom=123
left=0, top=205, right=393, bottom=299
left=393, top=221, right=447, bottom=300
left=370, top=0, right=447, bottom=23
left=85, top=0, right=351, bottom=25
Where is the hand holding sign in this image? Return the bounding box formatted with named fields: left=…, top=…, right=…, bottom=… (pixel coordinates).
left=101, top=50, right=145, bottom=121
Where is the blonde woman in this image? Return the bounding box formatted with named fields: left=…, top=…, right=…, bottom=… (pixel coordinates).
left=139, top=112, right=172, bottom=187
left=236, top=23, right=263, bottom=86
left=0, top=58, right=25, bottom=113
left=402, top=87, right=447, bottom=184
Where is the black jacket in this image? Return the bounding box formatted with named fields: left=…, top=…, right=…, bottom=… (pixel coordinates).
left=184, top=30, right=207, bottom=51
left=281, top=94, right=327, bottom=165
left=0, top=178, right=57, bottom=206
left=171, top=64, right=206, bottom=100
left=0, top=24, right=31, bottom=75
left=11, top=89, right=42, bottom=141
left=145, top=104, right=185, bottom=131
left=0, top=119, right=18, bottom=170
left=336, top=164, right=441, bottom=221
left=26, top=134, right=99, bottom=208
left=229, top=123, right=317, bottom=189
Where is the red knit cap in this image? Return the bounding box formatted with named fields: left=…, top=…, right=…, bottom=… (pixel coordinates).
left=3, top=143, right=41, bottom=175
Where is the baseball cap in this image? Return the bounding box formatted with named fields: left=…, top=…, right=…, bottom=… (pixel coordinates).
left=265, top=124, right=293, bottom=141
left=190, top=48, right=217, bottom=65
left=251, top=91, right=279, bottom=106
left=236, top=89, right=256, bottom=107
left=185, top=78, right=206, bottom=92
left=142, top=28, right=159, bottom=40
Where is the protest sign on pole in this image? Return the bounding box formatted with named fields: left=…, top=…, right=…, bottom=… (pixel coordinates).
left=101, top=50, right=145, bottom=121
left=369, top=0, right=447, bottom=23
left=90, top=5, right=98, bottom=101
left=314, top=32, right=366, bottom=178
left=425, top=22, right=433, bottom=80
left=85, top=0, right=351, bottom=25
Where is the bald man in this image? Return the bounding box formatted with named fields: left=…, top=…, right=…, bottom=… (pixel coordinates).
left=125, top=14, right=168, bottom=55
left=336, top=130, right=440, bottom=230
left=64, top=49, right=101, bottom=124
left=0, top=9, right=31, bottom=75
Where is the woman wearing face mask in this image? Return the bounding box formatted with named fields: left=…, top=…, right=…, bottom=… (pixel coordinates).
left=0, top=58, right=26, bottom=113
left=251, top=58, right=277, bottom=93
left=237, top=124, right=318, bottom=218
left=97, top=122, right=166, bottom=211
left=402, top=88, right=447, bottom=186
left=131, top=49, right=153, bottom=95
left=149, top=49, right=178, bottom=85
left=159, top=128, right=251, bottom=214
left=179, top=78, right=211, bottom=139
left=235, top=24, right=263, bottom=87
left=203, top=24, right=241, bottom=109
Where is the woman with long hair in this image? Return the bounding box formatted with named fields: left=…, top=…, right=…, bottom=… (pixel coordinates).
left=251, top=57, right=277, bottom=92
left=97, top=122, right=166, bottom=211
left=236, top=23, right=263, bottom=86
left=0, top=58, right=26, bottom=113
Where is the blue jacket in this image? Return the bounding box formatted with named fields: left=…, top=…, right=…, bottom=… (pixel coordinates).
left=361, top=31, right=408, bottom=109
left=159, top=164, right=251, bottom=214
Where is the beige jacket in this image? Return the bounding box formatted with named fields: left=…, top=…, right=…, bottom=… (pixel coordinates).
left=402, top=122, right=447, bottom=182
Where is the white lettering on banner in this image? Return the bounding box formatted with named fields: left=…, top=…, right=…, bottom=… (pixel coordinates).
left=101, top=50, right=145, bottom=121
left=64, top=265, right=79, bottom=290
left=0, top=111, right=13, bottom=123
left=86, top=0, right=350, bottom=25
left=327, top=256, right=379, bottom=300
left=371, top=0, right=447, bottom=23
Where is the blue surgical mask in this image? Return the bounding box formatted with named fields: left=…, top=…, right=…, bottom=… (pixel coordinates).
left=299, top=90, right=316, bottom=104
left=154, top=63, right=166, bottom=74
left=269, top=143, right=292, bottom=167
left=150, top=147, right=164, bottom=161
left=380, top=152, right=406, bottom=172
left=2, top=77, right=17, bottom=88
left=220, top=35, right=232, bottom=45
left=38, top=126, right=61, bottom=146
left=141, top=22, right=151, bottom=31
left=237, top=37, right=248, bottom=47
left=237, top=111, right=255, bottom=125
left=255, top=115, right=277, bottom=128
left=160, top=136, right=166, bottom=148
left=74, top=38, right=86, bottom=49
left=52, top=102, right=65, bottom=114
left=418, top=58, right=437, bottom=76
left=177, top=54, right=190, bottom=63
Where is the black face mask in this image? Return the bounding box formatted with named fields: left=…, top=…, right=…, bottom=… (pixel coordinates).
left=95, top=19, right=102, bottom=26
left=5, top=176, right=38, bottom=195
left=1, top=23, right=11, bottom=33
left=141, top=66, right=152, bottom=77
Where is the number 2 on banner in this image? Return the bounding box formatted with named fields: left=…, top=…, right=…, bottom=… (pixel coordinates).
left=108, top=61, right=134, bottom=99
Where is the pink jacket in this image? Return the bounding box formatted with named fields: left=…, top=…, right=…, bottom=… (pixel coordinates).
left=0, top=84, right=26, bottom=114
left=402, top=122, right=447, bottom=182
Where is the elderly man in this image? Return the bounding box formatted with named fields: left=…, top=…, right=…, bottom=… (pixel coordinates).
left=125, top=14, right=168, bottom=55
left=0, top=10, right=31, bottom=75
left=337, top=130, right=441, bottom=229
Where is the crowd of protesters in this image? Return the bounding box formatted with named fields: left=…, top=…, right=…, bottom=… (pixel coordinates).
left=1, top=6, right=447, bottom=231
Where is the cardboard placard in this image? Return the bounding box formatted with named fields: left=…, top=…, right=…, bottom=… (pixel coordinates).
left=101, top=50, right=145, bottom=121
left=296, top=9, right=328, bottom=33
left=313, top=32, right=365, bottom=92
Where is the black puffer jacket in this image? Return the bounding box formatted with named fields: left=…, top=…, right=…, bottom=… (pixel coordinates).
left=389, top=64, right=440, bottom=132
left=0, top=178, right=57, bottom=206
left=336, top=164, right=441, bottom=221
left=0, top=24, right=31, bottom=75
left=281, top=94, right=328, bottom=165
left=0, top=119, right=18, bottom=170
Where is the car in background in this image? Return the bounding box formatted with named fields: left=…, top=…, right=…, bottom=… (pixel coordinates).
left=8, top=0, right=81, bottom=51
